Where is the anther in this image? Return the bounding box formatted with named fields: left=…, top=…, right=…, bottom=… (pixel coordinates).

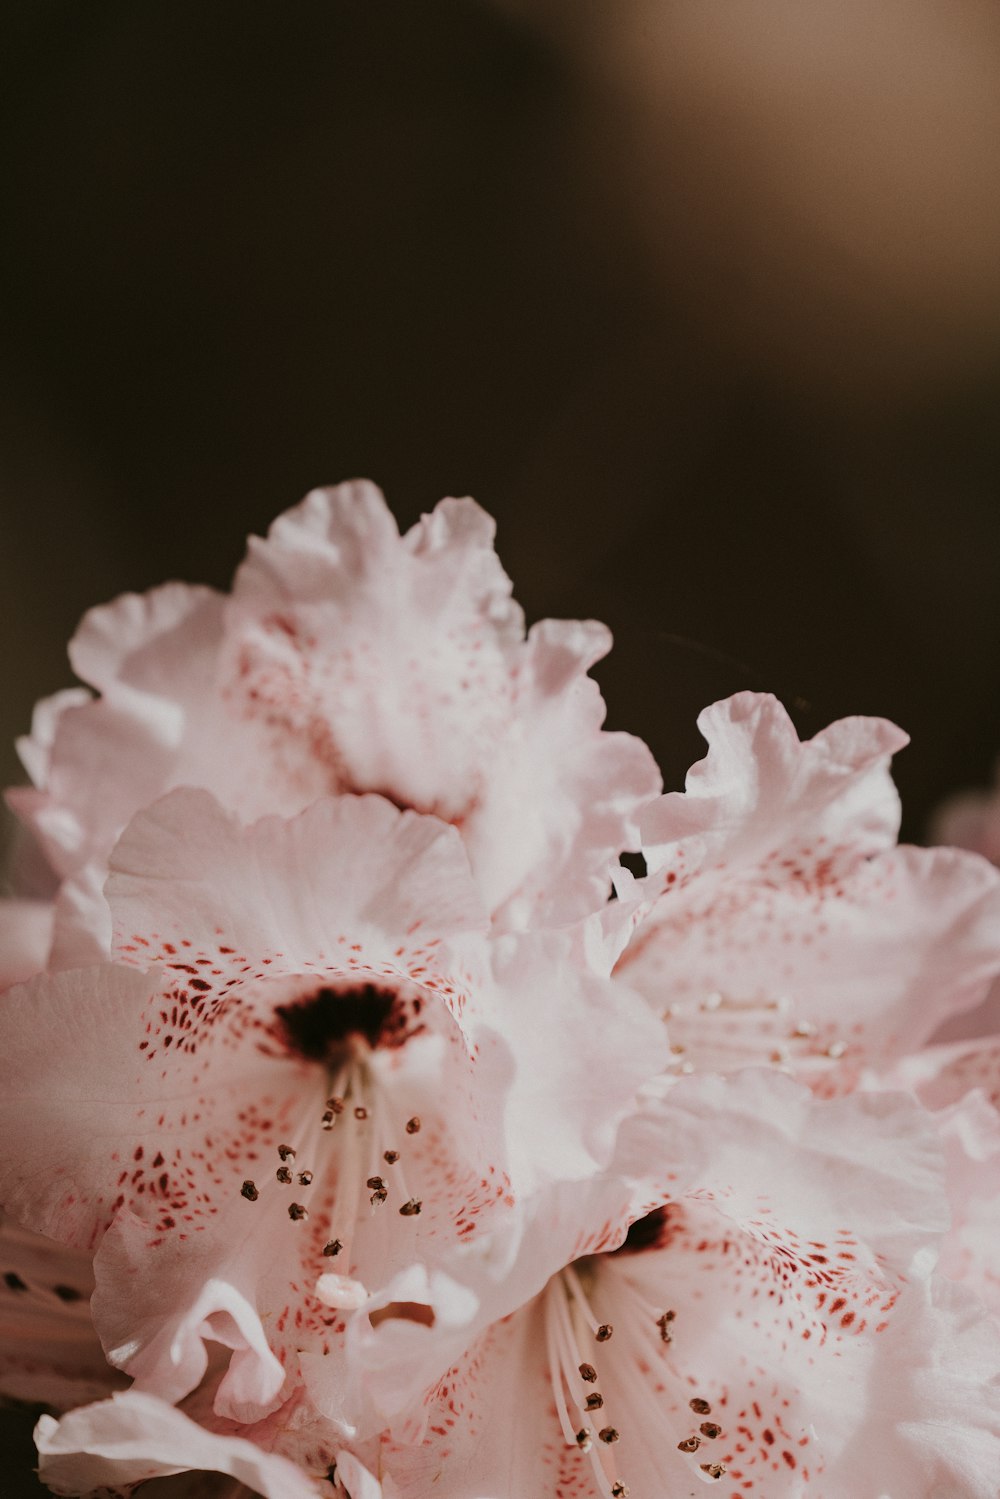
left=611, top=1484, right=629, bottom=1498
left=599, top=1428, right=619, bottom=1445
left=297, top=1170, right=313, bottom=1186
left=354, top=1106, right=368, bottom=1121
left=689, top=1397, right=711, bottom=1414
left=700, top=1423, right=722, bottom=1440
left=321, top=1111, right=336, bottom=1131
left=240, top=1180, right=259, bottom=1202
left=579, top=1363, right=597, bottom=1383
left=277, top=1144, right=296, bottom=1161
left=288, top=1203, right=308, bottom=1221
left=595, top=1324, right=613, bottom=1342
left=276, top=1166, right=292, bottom=1184
left=575, top=1430, right=592, bottom=1452
left=399, top=1198, right=422, bottom=1216
left=323, top=1240, right=343, bottom=1257
left=656, top=1310, right=675, bottom=1342
left=585, top=1393, right=604, bottom=1411
left=366, top=1176, right=385, bottom=1192
left=326, top=1098, right=345, bottom=1115
left=370, top=1186, right=388, bottom=1207
left=700, top=1464, right=726, bottom=1480
left=383, top=1150, right=400, bottom=1165
left=405, top=1116, right=421, bottom=1134
left=677, top=1437, right=700, bottom=1453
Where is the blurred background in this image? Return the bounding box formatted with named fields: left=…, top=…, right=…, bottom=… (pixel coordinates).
left=1, top=0, right=999, bottom=1484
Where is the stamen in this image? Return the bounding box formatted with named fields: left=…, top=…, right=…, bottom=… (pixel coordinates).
left=599, top=1428, right=619, bottom=1445
left=690, top=1397, right=711, bottom=1414
left=611, top=1483, right=629, bottom=1497
left=579, top=1363, right=598, bottom=1382
left=297, top=1170, right=314, bottom=1186
left=276, top=1166, right=292, bottom=1184
left=323, top=1240, right=342, bottom=1257
left=677, top=1437, right=700, bottom=1453
left=288, top=1203, right=308, bottom=1221
left=399, top=1198, right=422, bottom=1216
left=405, top=1116, right=421, bottom=1134
left=277, top=1144, right=296, bottom=1161
left=700, top=1422, right=722, bottom=1440
left=354, top=1106, right=368, bottom=1121
left=585, top=1393, right=604, bottom=1411
left=240, top=1180, right=259, bottom=1201
left=383, top=1149, right=400, bottom=1165
left=700, top=1464, right=726, bottom=1480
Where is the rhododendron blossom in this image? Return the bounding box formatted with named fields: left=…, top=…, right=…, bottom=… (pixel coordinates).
left=613, top=693, right=1000, bottom=1092
left=0, top=783, right=666, bottom=1486
left=9, top=482, right=659, bottom=959
left=3, top=482, right=1000, bottom=1499
left=357, top=1072, right=1000, bottom=1498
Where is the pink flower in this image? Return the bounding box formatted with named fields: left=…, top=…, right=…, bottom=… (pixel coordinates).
left=0, top=786, right=667, bottom=1488
left=360, top=1071, right=1000, bottom=1498
left=10, top=483, right=659, bottom=954
left=612, top=693, right=1000, bottom=1091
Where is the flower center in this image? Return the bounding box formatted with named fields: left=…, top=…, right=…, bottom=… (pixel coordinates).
left=273, top=982, right=423, bottom=1062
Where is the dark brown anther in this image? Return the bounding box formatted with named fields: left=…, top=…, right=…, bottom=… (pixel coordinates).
left=599, top=1428, right=619, bottom=1445
left=656, top=1309, right=676, bottom=1343
left=321, top=1111, right=335, bottom=1130
left=405, top=1116, right=421, bottom=1134
left=325, top=1098, right=345, bottom=1115
left=677, top=1437, right=700, bottom=1454
left=611, top=1485, right=629, bottom=1498
left=383, top=1150, right=400, bottom=1165
left=354, top=1106, right=368, bottom=1121
left=699, top=1464, right=726, bottom=1480
left=297, top=1170, right=313, bottom=1186
left=700, top=1422, right=722, bottom=1440
left=288, top=1203, right=308, bottom=1221
left=585, top=1393, right=604, bottom=1411
left=399, top=1198, right=422, bottom=1216
left=579, top=1362, right=597, bottom=1383
left=276, top=1166, right=292, bottom=1184
left=240, top=1180, right=259, bottom=1202
left=689, top=1397, right=711, bottom=1414
left=595, top=1324, right=613, bottom=1342
left=277, top=1144, right=296, bottom=1161
left=322, top=1240, right=343, bottom=1257
left=575, top=1430, right=591, bottom=1449
left=370, top=1187, right=388, bottom=1206
left=366, top=1176, right=385, bottom=1192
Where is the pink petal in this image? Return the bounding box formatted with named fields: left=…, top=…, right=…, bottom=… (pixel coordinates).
left=35, top=1389, right=322, bottom=1498
left=0, top=1213, right=122, bottom=1411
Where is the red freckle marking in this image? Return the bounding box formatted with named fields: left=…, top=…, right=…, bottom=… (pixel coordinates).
left=782, top=1452, right=796, bottom=1469
left=763, top=1430, right=774, bottom=1445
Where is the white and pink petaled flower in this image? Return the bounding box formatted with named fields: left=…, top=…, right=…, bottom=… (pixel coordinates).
left=2, top=482, right=1000, bottom=1499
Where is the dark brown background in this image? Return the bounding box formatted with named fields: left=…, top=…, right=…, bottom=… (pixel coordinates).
left=2, top=2, right=999, bottom=1491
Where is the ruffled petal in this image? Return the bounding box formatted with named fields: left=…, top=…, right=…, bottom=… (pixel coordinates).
left=619, top=695, right=1000, bottom=1085
left=35, top=1390, right=323, bottom=1498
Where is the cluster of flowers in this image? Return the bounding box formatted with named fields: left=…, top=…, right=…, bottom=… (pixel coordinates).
left=1, top=483, right=999, bottom=1499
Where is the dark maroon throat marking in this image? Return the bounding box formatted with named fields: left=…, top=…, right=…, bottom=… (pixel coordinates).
left=275, top=983, right=400, bottom=1060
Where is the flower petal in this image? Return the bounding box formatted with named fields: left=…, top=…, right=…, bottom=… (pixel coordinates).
left=35, top=1390, right=322, bottom=1498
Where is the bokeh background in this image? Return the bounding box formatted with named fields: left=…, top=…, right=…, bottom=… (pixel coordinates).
left=2, top=1, right=999, bottom=1489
